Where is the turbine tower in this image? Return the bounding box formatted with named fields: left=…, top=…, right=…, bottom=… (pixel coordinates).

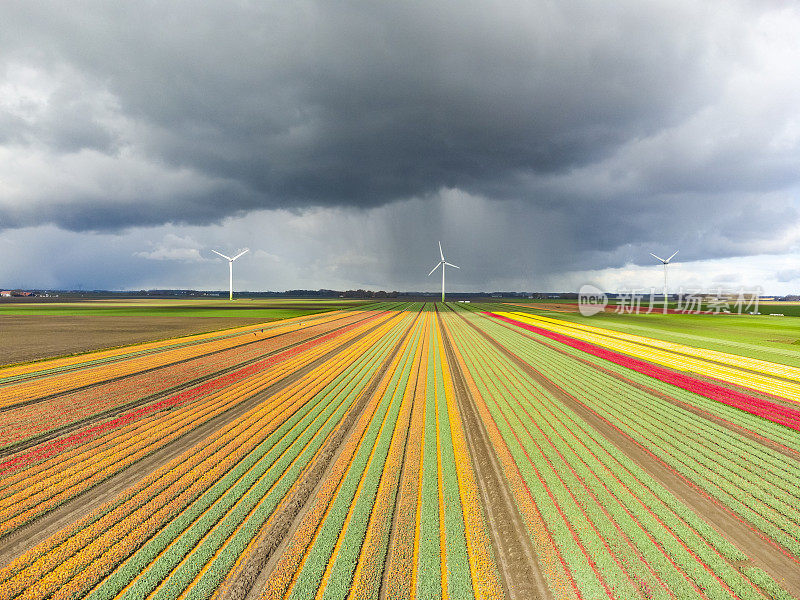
left=212, top=249, right=249, bottom=300
left=427, top=241, right=460, bottom=303
left=650, top=250, right=678, bottom=310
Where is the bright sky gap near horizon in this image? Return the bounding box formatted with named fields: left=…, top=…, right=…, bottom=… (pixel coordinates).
left=1, top=1, right=799, bottom=294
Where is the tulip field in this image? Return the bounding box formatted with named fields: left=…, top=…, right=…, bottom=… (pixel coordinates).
left=0, top=301, right=798, bottom=599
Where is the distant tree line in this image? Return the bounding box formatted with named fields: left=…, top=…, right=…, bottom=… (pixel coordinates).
left=341, top=290, right=400, bottom=298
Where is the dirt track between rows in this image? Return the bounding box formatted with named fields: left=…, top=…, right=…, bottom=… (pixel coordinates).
left=439, top=312, right=553, bottom=600
left=223, top=312, right=417, bottom=600
left=526, top=334, right=800, bottom=462
left=466, top=311, right=800, bottom=598
left=0, top=311, right=392, bottom=570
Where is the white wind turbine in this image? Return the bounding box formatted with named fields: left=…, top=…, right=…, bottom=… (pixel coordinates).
left=212, top=248, right=249, bottom=300
left=427, top=241, right=460, bottom=303
left=650, top=250, right=678, bottom=308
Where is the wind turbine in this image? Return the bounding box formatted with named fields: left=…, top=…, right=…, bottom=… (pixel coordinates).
left=650, top=250, right=678, bottom=308
left=427, top=241, right=460, bottom=303
left=212, top=248, right=249, bottom=300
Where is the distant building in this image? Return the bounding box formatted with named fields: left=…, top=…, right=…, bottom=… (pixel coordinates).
left=0, top=291, right=11, bottom=297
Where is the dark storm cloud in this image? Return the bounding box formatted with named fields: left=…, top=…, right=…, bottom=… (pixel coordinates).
left=1, top=2, right=732, bottom=222
left=1, top=1, right=799, bottom=291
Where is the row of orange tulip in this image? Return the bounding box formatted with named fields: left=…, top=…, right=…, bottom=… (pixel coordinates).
left=0, top=310, right=357, bottom=410
left=0, top=309, right=347, bottom=383
left=273, top=310, right=503, bottom=600
left=304, top=314, right=427, bottom=600
left=255, top=311, right=416, bottom=600
left=153, top=312, right=418, bottom=600
left=1, top=384, right=298, bottom=600
left=0, top=312, right=395, bottom=561
left=442, top=310, right=584, bottom=599
left=438, top=315, right=504, bottom=600
left=1, top=309, right=387, bottom=494
left=346, top=314, right=428, bottom=600
left=382, top=313, right=430, bottom=600
left=0, top=312, right=394, bottom=540
left=0, top=312, right=408, bottom=600
left=85, top=312, right=410, bottom=600
left=0, top=310, right=373, bottom=448
left=452, top=306, right=792, bottom=599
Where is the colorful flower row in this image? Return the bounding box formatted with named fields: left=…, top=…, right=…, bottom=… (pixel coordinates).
left=451, top=306, right=795, bottom=599
left=498, top=311, right=800, bottom=402
left=488, top=312, right=800, bottom=430
left=0, top=311, right=412, bottom=600
left=0, top=308, right=348, bottom=383
left=0, top=309, right=362, bottom=410
left=513, top=312, right=800, bottom=383
left=346, top=316, right=426, bottom=600
left=0, top=310, right=400, bottom=545
left=0, top=310, right=377, bottom=449
left=437, top=314, right=504, bottom=600
left=0, top=309, right=389, bottom=480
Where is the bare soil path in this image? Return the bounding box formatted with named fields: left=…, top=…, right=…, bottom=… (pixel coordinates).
left=527, top=334, right=800, bottom=462
left=439, top=311, right=553, bottom=600
left=463, top=311, right=800, bottom=598
left=229, top=312, right=419, bottom=600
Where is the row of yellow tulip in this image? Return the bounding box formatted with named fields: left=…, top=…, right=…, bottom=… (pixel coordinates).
left=0, top=309, right=374, bottom=448
left=0, top=311, right=408, bottom=600
left=0, top=308, right=346, bottom=382
left=443, top=310, right=599, bottom=599
left=382, top=313, right=429, bottom=599
left=437, top=316, right=504, bottom=600
left=346, top=313, right=428, bottom=600
left=255, top=312, right=421, bottom=600
left=269, top=310, right=429, bottom=599
left=0, top=310, right=362, bottom=409
left=157, top=312, right=419, bottom=600
left=455, top=306, right=795, bottom=599
left=269, top=309, right=502, bottom=600
left=500, top=311, right=800, bottom=401
left=310, top=313, right=428, bottom=600
left=0, top=311, right=397, bottom=543
left=517, top=312, right=800, bottom=382
left=0, top=310, right=386, bottom=494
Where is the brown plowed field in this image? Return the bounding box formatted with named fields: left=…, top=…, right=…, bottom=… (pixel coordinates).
left=0, top=315, right=269, bottom=365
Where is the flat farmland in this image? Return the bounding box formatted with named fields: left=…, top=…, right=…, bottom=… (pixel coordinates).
left=0, top=302, right=798, bottom=599
left=0, top=299, right=365, bottom=365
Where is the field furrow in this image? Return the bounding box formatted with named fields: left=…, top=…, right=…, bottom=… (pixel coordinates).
left=2, top=301, right=797, bottom=600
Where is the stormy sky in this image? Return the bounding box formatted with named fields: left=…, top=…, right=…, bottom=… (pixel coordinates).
left=1, top=1, right=799, bottom=293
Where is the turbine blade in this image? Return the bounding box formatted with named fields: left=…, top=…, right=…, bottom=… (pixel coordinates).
left=444, top=262, right=460, bottom=269
left=666, top=250, right=679, bottom=262
left=649, top=252, right=665, bottom=263
left=231, top=248, right=250, bottom=261
left=438, top=241, right=444, bottom=261
left=428, top=263, right=441, bottom=276
left=212, top=250, right=232, bottom=260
